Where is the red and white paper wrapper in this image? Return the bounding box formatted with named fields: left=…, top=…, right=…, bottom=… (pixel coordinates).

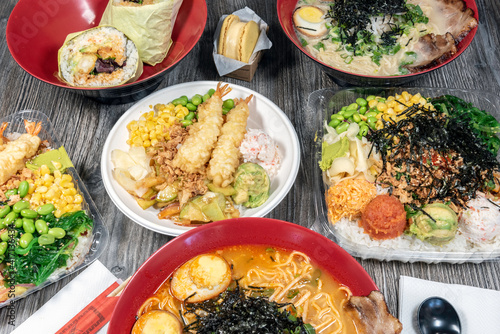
left=11, top=261, right=123, bottom=334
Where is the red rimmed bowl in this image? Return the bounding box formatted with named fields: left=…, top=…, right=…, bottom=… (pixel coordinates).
left=6, top=0, right=207, bottom=104
left=277, top=0, right=478, bottom=86
left=107, top=218, right=378, bottom=333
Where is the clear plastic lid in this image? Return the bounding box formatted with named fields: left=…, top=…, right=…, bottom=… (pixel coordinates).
left=306, top=87, right=500, bottom=264
left=0, top=110, right=109, bottom=307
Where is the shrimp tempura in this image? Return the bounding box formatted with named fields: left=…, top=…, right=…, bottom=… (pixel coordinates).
left=207, top=95, right=252, bottom=187
left=0, top=120, right=41, bottom=185
left=173, top=83, right=231, bottom=174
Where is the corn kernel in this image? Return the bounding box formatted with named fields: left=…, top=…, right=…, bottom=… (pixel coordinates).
left=74, top=195, right=83, bottom=204
left=376, top=102, right=388, bottom=112
left=62, top=174, right=72, bottom=182
left=40, top=165, right=50, bottom=175
left=401, top=91, right=411, bottom=101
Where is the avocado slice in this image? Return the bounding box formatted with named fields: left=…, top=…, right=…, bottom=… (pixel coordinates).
left=207, top=183, right=237, bottom=196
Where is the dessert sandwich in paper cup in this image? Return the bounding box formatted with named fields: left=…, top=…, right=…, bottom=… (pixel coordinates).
left=57, top=26, right=143, bottom=88
left=100, top=0, right=184, bottom=66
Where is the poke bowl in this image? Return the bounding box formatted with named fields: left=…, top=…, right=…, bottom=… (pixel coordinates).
left=6, top=0, right=207, bottom=104
left=277, top=0, right=479, bottom=86
left=308, top=87, right=500, bottom=263
left=101, top=81, right=301, bottom=236
left=107, top=218, right=381, bottom=333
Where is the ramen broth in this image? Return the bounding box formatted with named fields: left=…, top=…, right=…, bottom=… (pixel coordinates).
left=136, top=245, right=358, bottom=333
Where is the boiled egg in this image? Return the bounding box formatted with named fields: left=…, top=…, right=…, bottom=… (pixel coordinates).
left=171, top=254, right=232, bottom=303
left=131, top=310, right=182, bottom=334
left=293, top=6, right=328, bottom=38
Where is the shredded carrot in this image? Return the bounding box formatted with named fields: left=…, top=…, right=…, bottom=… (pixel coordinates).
left=326, top=178, right=377, bottom=223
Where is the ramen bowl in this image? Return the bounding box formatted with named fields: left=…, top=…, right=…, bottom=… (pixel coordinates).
left=277, top=0, right=478, bottom=86
left=6, top=0, right=207, bottom=104
left=107, top=218, right=378, bottom=333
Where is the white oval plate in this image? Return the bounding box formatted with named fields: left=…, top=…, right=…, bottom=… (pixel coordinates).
left=101, top=81, right=300, bottom=236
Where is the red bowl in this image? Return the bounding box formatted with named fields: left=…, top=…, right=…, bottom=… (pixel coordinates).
left=107, top=218, right=378, bottom=333
left=6, top=0, right=207, bottom=104
left=277, top=0, right=478, bottom=86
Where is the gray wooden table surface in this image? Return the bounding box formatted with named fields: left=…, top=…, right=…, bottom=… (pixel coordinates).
left=1, top=0, right=499, bottom=332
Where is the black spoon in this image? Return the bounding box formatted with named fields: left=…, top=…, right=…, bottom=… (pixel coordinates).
left=418, top=297, right=461, bottom=334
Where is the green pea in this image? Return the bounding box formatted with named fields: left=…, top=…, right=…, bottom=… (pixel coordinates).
left=13, top=200, right=30, bottom=213
left=48, top=227, right=66, bottom=239
left=365, top=111, right=378, bottom=118
left=18, top=181, right=29, bottom=198
left=23, top=219, right=35, bottom=234
left=222, top=107, right=231, bottom=115
left=343, top=109, right=355, bottom=118
left=35, top=219, right=49, bottom=235
left=208, top=89, right=215, bottom=96
left=19, top=233, right=33, bottom=249
left=328, top=119, right=341, bottom=128
left=359, top=125, right=369, bottom=137
left=356, top=98, right=368, bottom=107
left=0, top=242, right=7, bottom=255
left=191, top=94, right=202, bottom=106
left=352, top=113, right=361, bottom=123
left=359, top=106, right=368, bottom=115
left=0, top=206, right=10, bottom=218
left=180, top=120, right=193, bottom=127
left=223, top=99, right=235, bottom=110
left=202, top=93, right=210, bottom=102
left=184, top=112, right=195, bottom=121
left=37, top=204, right=55, bottom=216
left=14, top=218, right=23, bottom=228
left=366, top=95, right=376, bottom=101
left=38, top=234, right=55, bottom=246
left=331, top=114, right=344, bottom=121
left=4, top=211, right=18, bottom=225
left=5, top=189, right=17, bottom=197
left=346, top=103, right=358, bottom=111
left=185, top=102, right=197, bottom=111
left=336, top=122, right=350, bottom=134
left=0, top=231, right=9, bottom=242
left=20, top=209, right=37, bottom=219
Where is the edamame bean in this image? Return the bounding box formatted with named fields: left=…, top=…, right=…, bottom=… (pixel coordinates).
left=331, top=114, right=344, bottom=121
left=343, top=109, right=356, bottom=118
left=4, top=211, right=18, bottom=226
left=179, top=95, right=189, bottom=104
left=185, top=103, right=197, bottom=111
left=352, top=113, right=361, bottom=123
left=184, top=112, right=195, bottom=121
left=340, top=106, right=348, bottom=111
left=48, top=227, right=66, bottom=239
left=359, top=125, right=369, bottom=137
left=13, top=200, right=30, bottom=213
left=35, top=219, right=49, bottom=235
left=14, top=218, right=23, bottom=228
left=0, top=242, right=7, bottom=255
left=223, top=99, right=235, bottom=110
left=202, top=93, right=210, bottom=102
left=23, top=219, right=35, bottom=234
left=5, top=189, right=17, bottom=197
left=172, top=98, right=187, bottom=106
left=359, top=106, right=367, bottom=115
left=37, top=203, right=56, bottom=216
left=38, top=234, right=55, bottom=246
left=222, top=107, right=231, bottom=115
left=0, top=231, right=8, bottom=242
left=208, top=89, right=215, bottom=96
left=191, top=94, right=202, bottom=106
left=346, top=103, right=358, bottom=111
left=180, top=120, right=193, bottom=127
left=0, top=220, right=5, bottom=230
left=19, top=233, right=33, bottom=249
left=21, top=209, right=37, bottom=219
left=365, top=111, right=378, bottom=118
left=356, top=98, right=368, bottom=107
left=366, top=95, right=376, bottom=101
left=367, top=117, right=378, bottom=130
left=0, top=206, right=10, bottom=218
left=19, top=180, right=29, bottom=198
left=328, top=119, right=341, bottom=128
left=336, top=122, right=350, bottom=134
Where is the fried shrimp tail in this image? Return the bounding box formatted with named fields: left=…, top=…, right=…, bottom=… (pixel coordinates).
left=0, top=122, right=9, bottom=151
left=207, top=95, right=252, bottom=187
left=0, top=120, right=42, bottom=185
left=173, top=83, right=230, bottom=174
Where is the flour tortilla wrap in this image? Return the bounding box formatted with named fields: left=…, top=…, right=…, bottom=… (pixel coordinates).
left=57, top=26, right=143, bottom=87
left=100, top=0, right=184, bottom=66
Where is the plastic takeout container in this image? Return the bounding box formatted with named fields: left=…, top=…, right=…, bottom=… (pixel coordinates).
left=307, top=87, right=500, bottom=264
left=0, top=110, right=109, bottom=307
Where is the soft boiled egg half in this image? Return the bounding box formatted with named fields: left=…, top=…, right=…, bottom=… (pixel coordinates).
left=293, top=6, right=328, bottom=38
left=131, top=310, right=182, bottom=334
left=170, top=254, right=232, bottom=303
